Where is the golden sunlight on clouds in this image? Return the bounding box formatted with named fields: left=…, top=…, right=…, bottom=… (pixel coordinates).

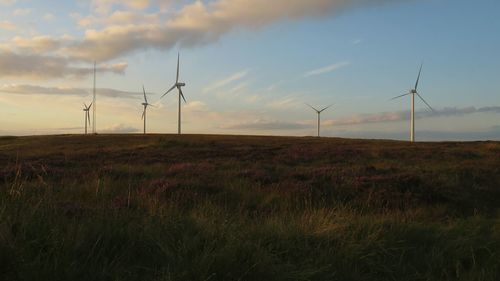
left=0, top=20, right=17, bottom=30
left=91, top=0, right=150, bottom=14
left=0, top=0, right=404, bottom=80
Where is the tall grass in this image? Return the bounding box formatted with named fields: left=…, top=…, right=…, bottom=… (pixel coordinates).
left=0, top=135, right=499, bottom=280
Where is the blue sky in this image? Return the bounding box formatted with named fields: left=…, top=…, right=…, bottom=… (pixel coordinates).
left=0, top=0, right=499, bottom=140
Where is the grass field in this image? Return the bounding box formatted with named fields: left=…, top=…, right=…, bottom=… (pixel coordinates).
left=0, top=134, right=499, bottom=281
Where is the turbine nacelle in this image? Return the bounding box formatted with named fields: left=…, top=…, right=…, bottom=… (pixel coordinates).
left=161, top=54, right=187, bottom=104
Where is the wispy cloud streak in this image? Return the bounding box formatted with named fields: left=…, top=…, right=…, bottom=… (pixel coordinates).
left=203, top=69, right=249, bottom=93
left=0, top=84, right=142, bottom=98
left=304, top=61, right=350, bottom=77
left=222, top=119, right=310, bottom=131
left=324, top=106, right=500, bottom=126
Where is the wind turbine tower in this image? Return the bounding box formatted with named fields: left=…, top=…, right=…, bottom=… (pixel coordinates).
left=161, top=53, right=187, bottom=135
left=306, top=103, right=334, bottom=137
left=391, top=64, right=434, bottom=142
left=83, top=103, right=92, bottom=135
left=141, top=85, right=153, bottom=134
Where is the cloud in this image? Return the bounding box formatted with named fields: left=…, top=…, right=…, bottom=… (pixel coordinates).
left=0, top=21, right=17, bottom=30
left=3, top=0, right=403, bottom=63
left=43, top=13, right=55, bottom=21
left=0, top=84, right=142, bottom=98
left=0, top=52, right=127, bottom=79
left=90, top=0, right=151, bottom=14
left=0, top=0, right=16, bottom=5
left=352, top=39, right=363, bottom=45
left=304, top=61, right=350, bottom=77
left=183, top=100, right=209, bottom=112
left=74, top=10, right=161, bottom=28
left=0, top=0, right=404, bottom=84
left=324, top=106, right=500, bottom=127
left=100, top=123, right=140, bottom=134
left=203, top=69, right=249, bottom=94
left=222, top=119, right=310, bottom=131
left=5, top=36, right=62, bottom=53
left=223, top=106, right=500, bottom=133
left=13, top=8, right=31, bottom=16
left=266, top=96, right=303, bottom=110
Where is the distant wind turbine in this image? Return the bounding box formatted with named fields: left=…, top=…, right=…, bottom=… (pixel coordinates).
left=161, top=53, right=187, bottom=135
left=391, top=64, right=434, bottom=142
left=83, top=102, right=92, bottom=135
left=141, top=85, right=154, bottom=134
left=306, top=103, right=334, bottom=137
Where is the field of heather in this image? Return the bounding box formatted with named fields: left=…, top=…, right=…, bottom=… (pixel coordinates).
left=0, top=134, right=499, bottom=281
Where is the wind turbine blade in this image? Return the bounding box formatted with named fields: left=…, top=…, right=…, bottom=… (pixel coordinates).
left=305, top=103, right=320, bottom=113
left=179, top=88, right=187, bottom=103
left=84, top=103, right=87, bottom=109
left=390, top=93, right=411, bottom=100
left=320, top=104, right=334, bottom=113
left=176, top=53, right=180, bottom=84
left=87, top=112, right=91, bottom=125
left=415, top=63, right=423, bottom=91
left=161, top=85, right=176, bottom=99
left=416, top=92, right=434, bottom=112
left=143, top=85, right=148, bottom=103
left=88, top=102, right=92, bottom=109
left=141, top=108, right=146, bottom=120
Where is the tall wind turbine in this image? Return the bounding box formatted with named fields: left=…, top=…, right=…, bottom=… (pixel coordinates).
left=83, top=103, right=92, bottom=135
left=161, top=53, right=186, bottom=135
left=92, top=61, right=97, bottom=134
left=306, top=103, right=334, bottom=137
left=141, top=85, right=154, bottom=134
left=391, top=64, right=434, bottom=142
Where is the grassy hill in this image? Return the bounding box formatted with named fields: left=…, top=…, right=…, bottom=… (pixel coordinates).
left=0, top=134, right=499, bottom=281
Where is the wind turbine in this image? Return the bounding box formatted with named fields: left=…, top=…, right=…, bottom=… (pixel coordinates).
left=141, top=85, right=154, bottom=134
left=306, top=103, right=334, bottom=137
left=161, top=53, right=186, bottom=135
left=391, top=64, right=434, bottom=142
left=83, top=103, right=92, bottom=135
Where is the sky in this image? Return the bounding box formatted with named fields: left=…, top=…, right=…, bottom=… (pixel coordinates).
left=0, top=0, right=499, bottom=140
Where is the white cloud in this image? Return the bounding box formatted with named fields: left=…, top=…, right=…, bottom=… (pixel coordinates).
left=0, top=0, right=404, bottom=83
left=5, top=0, right=404, bottom=63
left=184, top=100, right=209, bottom=112
left=0, top=84, right=142, bottom=98
left=5, top=36, right=61, bottom=53
left=323, top=106, right=500, bottom=127
left=100, top=123, right=140, bottom=133
left=222, top=119, right=310, bottom=131
left=352, top=39, right=363, bottom=45
left=13, top=8, right=31, bottom=16
left=203, top=69, right=249, bottom=93
left=0, top=20, right=17, bottom=30
left=304, top=61, right=350, bottom=77
left=75, top=10, right=161, bottom=28
left=43, top=13, right=55, bottom=21
left=266, top=96, right=303, bottom=110
left=0, top=52, right=128, bottom=79
left=90, top=0, right=151, bottom=14
left=0, top=0, right=16, bottom=6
